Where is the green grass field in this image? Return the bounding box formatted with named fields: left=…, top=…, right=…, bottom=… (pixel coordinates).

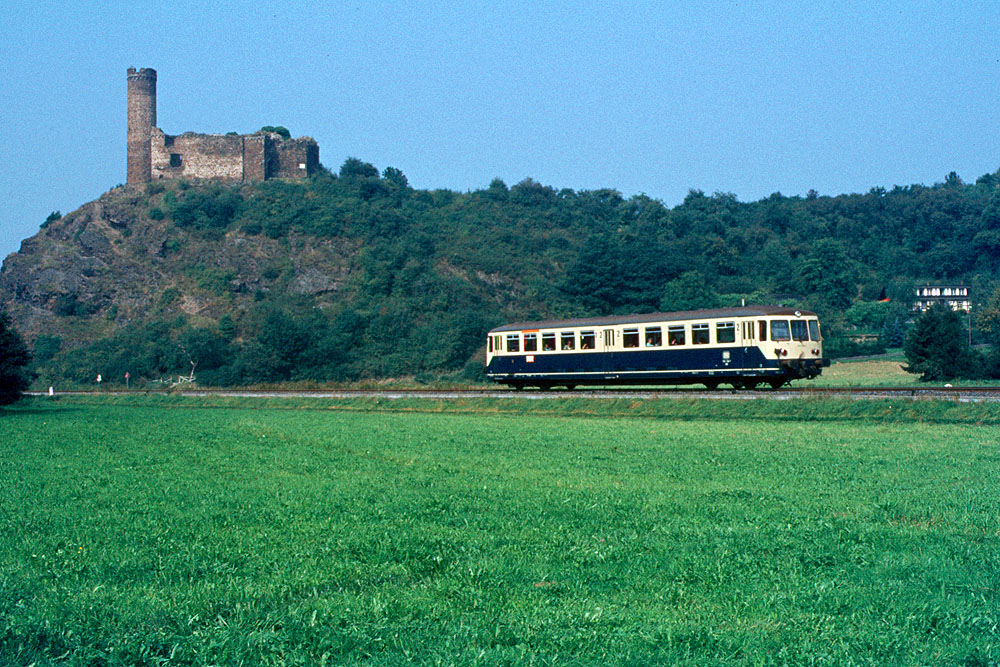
left=2, top=397, right=999, bottom=665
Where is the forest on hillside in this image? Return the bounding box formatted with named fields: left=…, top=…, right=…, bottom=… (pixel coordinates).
left=12, top=158, right=1000, bottom=386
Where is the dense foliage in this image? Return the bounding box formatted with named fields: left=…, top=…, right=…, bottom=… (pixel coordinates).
left=0, top=309, right=33, bottom=403
left=902, top=305, right=979, bottom=381
left=23, top=160, right=1000, bottom=386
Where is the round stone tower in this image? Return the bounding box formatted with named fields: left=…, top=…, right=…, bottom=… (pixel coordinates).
left=126, top=67, right=157, bottom=185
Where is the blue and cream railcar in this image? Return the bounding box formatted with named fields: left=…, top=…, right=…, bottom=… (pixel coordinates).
left=485, top=306, right=828, bottom=390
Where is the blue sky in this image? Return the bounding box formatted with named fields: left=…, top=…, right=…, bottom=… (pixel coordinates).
left=2, top=1, right=999, bottom=260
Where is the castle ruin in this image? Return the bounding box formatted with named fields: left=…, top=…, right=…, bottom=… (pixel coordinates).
left=126, top=67, right=319, bottom=185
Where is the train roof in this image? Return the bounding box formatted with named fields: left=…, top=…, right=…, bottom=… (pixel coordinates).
left=489, top=306, right=816, bottom=333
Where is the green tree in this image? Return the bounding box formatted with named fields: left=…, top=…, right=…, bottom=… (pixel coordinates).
left=0, top=310, right=33, bottom=404
left=339, top=157, right=379, bottom=179
left=903, top=304, right=979, bottom=381
left=659, top=271, right=721, bottom=312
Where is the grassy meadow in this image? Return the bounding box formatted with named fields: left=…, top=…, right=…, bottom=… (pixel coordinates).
left=1, top=396, right=999, bottom=665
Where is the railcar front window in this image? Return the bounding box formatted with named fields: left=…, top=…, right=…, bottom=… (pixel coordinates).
left=808, top=320, right=820, bottom=341
left=645, top=326, right=662, bottom=347
left=580, top=331, right=595, bottom=349
left=771, top=320, right=790, bottom=341
left=668, top=325, right=685, bottom=346
left=506, top=334, right=520, bottom=352
left=542, top=332, right=556, bottom=351
left=716, top=321, right=736, bottom=344
left=791, top=320, right=809, bottom=341
left=561, top=332, right=575, bottom=350
left=693, top=323, right=710, bottom=345
left=524, top=333, right=538, bottom=352
left=623, top=328, right=640, bottom=348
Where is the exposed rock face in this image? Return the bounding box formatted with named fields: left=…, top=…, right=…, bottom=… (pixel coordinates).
left=0, top=186, right=353, bottom=345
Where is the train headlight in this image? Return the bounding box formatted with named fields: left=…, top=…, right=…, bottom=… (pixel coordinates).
left=812, top=348, right=820, bottom=356
left=775, top=348, right=787, bottom=357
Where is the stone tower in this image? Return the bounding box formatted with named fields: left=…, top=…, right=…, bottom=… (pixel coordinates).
left=126, top=67, right=157, bottom=185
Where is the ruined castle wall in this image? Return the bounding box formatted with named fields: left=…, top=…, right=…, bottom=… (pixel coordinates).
left=150, top=130, right=245, bottom=181
left=269, top=137, right=320, bottom=179
left=242, top=135, right=267, bottom=181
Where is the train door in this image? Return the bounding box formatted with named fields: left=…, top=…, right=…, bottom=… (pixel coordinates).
left=602, top=328, right=616, bottom=374
left=740, top=319, right=754, bottom=370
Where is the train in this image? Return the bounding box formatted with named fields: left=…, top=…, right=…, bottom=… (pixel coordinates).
left=485, top=306, right=828, bottom=390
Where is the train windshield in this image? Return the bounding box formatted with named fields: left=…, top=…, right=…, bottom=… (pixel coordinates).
left=809, top=320, right=820, bottom=341
left=771, top=320, right=790, bottom=341
left=791, top=320, right=809, bottom=341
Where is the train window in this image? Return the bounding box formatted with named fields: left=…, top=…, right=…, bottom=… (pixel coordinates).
left=716, top=322, right=736, bottom=344
left=623, top=328, right=640, bottom=348
left=692, top=323, right=710, bottom=345
left=580, top=331, right=596, bottom=349
left=758, top=320, right=767, bottom=340
left=808, top=320, right=820, bottom=341
left=506, top=334, right=520, bottom=352
left=488, top=336, right=493, bottom=353
left=791, top=320, right=809, bottom=341
left=771, top=320, right=790, bottom=341
left=645, top=326, right=662, bottom=347
left=542, top=332, right=556, bottom=351
left=668, top=325, right=685, bottom=346
left=524, top=333, right=538, bottom=352
left=561, top=332, right=575, bottom=350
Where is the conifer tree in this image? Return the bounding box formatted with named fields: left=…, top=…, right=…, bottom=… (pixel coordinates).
left=0, top=310, right=33, bottom=404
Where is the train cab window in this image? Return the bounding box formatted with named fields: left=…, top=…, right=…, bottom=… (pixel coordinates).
left=542, top=332, right=556, bottom=351
left=808, top=320, right=820, bottom=341
left=645, top=326, right=662, bottom=347
left=580, top=331, right=596, bottom=349
left=692, top=323, right=710, bottom=345
left=561, top=332, right=575, bottom=350
left=771, top=320, right=791, bottom=341
left=716, top=321, right=736, bottom=344
left=791, top=320, right=809, bottom=341
left=506, top=334, right=520, bottom=352
left=524, top=333, right=538, bottom=352
left=758, top=320, right=767, bottom=340
left=668, top=325, right=685, bottom=346
left=623, top=328, right=640, bottom=348
left=488, top=336, right=493, bottom=353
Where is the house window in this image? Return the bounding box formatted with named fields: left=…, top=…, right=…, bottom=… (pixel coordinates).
left=169, top=153, right=182, bottom=168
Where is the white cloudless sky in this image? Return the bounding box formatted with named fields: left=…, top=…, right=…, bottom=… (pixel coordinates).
left=2, top=1, right=999, bottom=259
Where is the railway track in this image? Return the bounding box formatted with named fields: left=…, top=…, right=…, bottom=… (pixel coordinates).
left=29, top=386, right=1000, bottom=401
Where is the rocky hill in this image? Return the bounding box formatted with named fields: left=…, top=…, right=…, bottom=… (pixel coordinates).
left=3, top=161, right=1000, bottom=386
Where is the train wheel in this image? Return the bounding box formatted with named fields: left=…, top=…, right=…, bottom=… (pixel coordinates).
left=704, top=380, right=720, bottom=391
left=768, top=379, right=786, bottom=390
left=565, top=385, right=577, bottom=391
left=745, top=381, right=760, bottom=390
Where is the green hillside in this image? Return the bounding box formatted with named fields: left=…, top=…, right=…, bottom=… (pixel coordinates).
left=3, top=160, right=1000, bottom=386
